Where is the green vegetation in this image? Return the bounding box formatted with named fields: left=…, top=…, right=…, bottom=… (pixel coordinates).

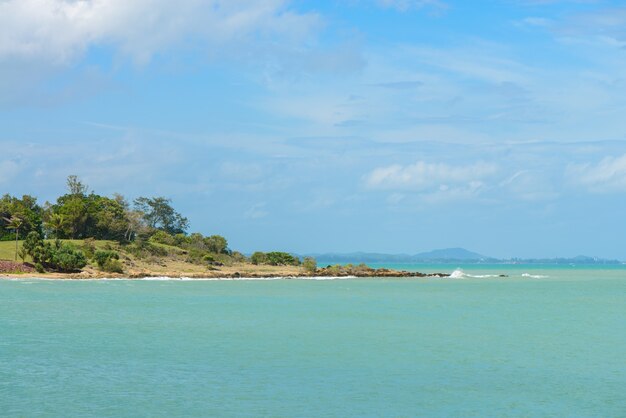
left=302, top=257, right=317, bottom=273
left=0, top=175, right=317, bottom=275
left=94, top=250, right=123, bottom=273
left=21, top=232, right=87, bottom=272
left=250, top=251, right=300, bottom=266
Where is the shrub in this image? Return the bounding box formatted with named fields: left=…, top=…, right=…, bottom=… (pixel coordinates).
left=173, top=233, right=190, bottom=247
left=102, top=259, right=124, bottom=273
left=51, top=245, right=87, bottom=272
left=35, top=262, right=45, bottom=273
left=125, top=241, right=168, bottom=259
left=250, top=252, right=267, bottom=265
left=186, top=248, right=206, bottom=264
left=231, top=251, right=246, bottom=263
left=204, top=235, right=229, bottom=254
left=82, top=238, right=96, bottom=259
left=94, top=250, right=119, bottom=268
left=149, top=230, right=176, bottom=246
left=23, top=231, right=43, bottom=255
left=302, top=257, right=317, bottom=273
left=265, top=252, right=299, bottom=266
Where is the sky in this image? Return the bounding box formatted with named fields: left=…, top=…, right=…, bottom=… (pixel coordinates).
left=2, top=0, right=626, bottom=259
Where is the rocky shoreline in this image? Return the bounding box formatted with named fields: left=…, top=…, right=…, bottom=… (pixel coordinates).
left=1, top=265, right=449, bottom=280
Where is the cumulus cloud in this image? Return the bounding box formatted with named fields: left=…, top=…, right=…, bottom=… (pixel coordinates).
left=566, top=153, right=626, bottom=192
left=0, top=0, right=321, bottom=65
left=365, top=160, right=497, bottom=193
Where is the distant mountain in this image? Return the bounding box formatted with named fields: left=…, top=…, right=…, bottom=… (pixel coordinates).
left=412, top=248, right=487, bottom=261
left=307, top=248, right=622, bottom=265
left=310, top=248, right=491, bottom=263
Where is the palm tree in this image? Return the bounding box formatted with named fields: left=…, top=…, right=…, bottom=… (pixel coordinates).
left=3, top=215, right=24, bottom=261
left=46, top=213, right=66, bottom=238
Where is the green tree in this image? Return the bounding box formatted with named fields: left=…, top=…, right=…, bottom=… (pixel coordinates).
left=205, top=235, right=228, bottom=254
left=0, top=194, right=43, bottom=240
left=3, top=215, right=23, bottom=261
left=67, top=175, right=88, bottom=195
left=51, top=186, right=130, bottom=241
left=250, top=251, right=267, bottom=265
left=134, top=197, right=189, bottom=235
left=45, top=213, right=67, bottom=238
left=265, top=252, right=299, bottom=266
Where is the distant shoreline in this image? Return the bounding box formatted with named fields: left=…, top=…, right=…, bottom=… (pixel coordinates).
left=1, top=268, right=450, bottom=280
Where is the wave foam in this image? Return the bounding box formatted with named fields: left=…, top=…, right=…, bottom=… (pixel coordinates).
left=449, top=269, right=502, bottom=279
left=521, top=273, right=548, bottom=279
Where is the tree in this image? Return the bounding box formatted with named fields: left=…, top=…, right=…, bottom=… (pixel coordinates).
left=67, top=175, right=88, bottom=195
left=0, top=194, right=43, bottom=241
left=134, top=197, right=189, bottom=235
left=45, top=213, right=67, bottom=238
left=3, top=215, right=23, bottom=261
left=250, top=252, right=267, bottom=265
left=124, top=210, right=147, bottom=242
left=205, top=235, right=228, bottom=254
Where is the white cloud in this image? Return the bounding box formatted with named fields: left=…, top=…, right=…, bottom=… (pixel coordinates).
left=0, top=0, right=321, bottom=65
left=566, top=153, right=626, bottom=192
left=365, top=160, right=497, bottom=192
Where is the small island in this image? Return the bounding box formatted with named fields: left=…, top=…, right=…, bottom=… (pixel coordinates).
left=1, top=176, right=446, bottom=280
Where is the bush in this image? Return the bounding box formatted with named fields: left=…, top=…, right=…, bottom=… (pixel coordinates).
left=266, top=252, right=299, bottom=266
left=34, top=262, right=45, bottom=273
left=173, top=233, right=190, bottom=247
left=51, top=245, right=87, bottom=272
left=185, top=248, right=206, bottom=264
left=102, top=259, right=124, bottom=273
left=204, top=235, right=229, bottom=254
left=23, top=231, right=43, bottom=255
left=250, top=251, right=300, bottom=266
left=149, top=230, right=176, bottom=246
left=231, top=251, right=246, bottom=263
left=302, top=257, right=317, bottom=273
left=94, top=250, right=119, bottom=267
left=82, top=238, right=96, bottom=259
left=125, top=240, right=168, bottom=259
left=93, top=250, right=124, bottom=273
left=250, top=252, right=267, bottom=265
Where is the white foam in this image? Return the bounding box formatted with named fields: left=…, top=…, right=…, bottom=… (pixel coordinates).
left=521, top=273, right=548, bottom=279
left=449, top=269, right=466, bottom=279
left=448, top=269, right=504, bottom=279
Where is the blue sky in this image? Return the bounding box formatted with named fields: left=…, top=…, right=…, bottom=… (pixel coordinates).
left=2, top=0, right=626, bottom=258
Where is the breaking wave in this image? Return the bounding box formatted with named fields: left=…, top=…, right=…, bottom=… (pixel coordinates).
left=521, top=273, right=549, bottom=279
left=449, top=269, right=502, bottom=279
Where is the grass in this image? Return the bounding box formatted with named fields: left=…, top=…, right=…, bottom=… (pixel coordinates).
left=1, top=238, right=307, bottom=277
left=0, top=239, right=117, bottom=262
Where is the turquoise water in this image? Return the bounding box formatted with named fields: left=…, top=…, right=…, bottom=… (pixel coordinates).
left=1, top=268, right=625, bottom=417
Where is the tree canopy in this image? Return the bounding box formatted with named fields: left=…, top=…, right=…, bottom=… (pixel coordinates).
left=134, top=197, right=189, bottom=235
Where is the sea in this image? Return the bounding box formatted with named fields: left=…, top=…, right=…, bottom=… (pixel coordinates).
left=1, top=264, right=625, bottom=417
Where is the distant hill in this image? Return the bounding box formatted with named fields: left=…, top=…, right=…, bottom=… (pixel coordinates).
left=309, top=248, right=621, bottom=265
left=412, top=248, right=487, bottom=261
left=310, top=248, right=491, bottom=263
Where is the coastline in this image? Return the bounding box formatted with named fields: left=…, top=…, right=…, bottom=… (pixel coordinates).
left=1, top=266, right=449, bottom=280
